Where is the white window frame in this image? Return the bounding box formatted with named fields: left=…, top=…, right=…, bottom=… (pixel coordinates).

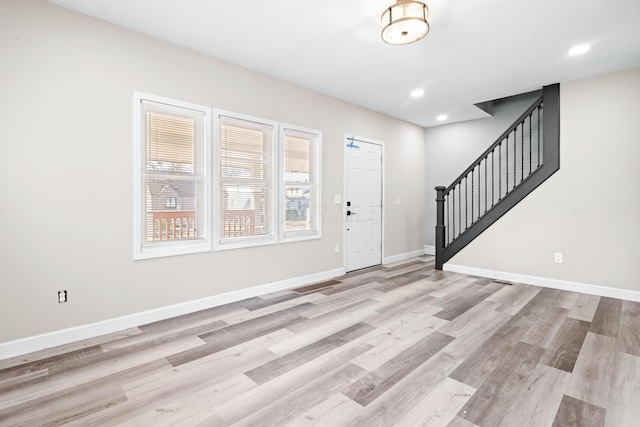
left=132, top=92, right=212, bottom=260
left=213, top=110, right=278, bottom=251
left=279, top=124, right=322, bottom=243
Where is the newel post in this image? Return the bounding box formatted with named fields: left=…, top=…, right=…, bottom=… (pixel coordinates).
left=435, top=186, right=446, bottom=270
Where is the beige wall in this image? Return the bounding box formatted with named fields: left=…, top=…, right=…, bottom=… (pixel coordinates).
left=0, top=0, right=425, bottom=343
left=450, top=67, right=640, bottom=292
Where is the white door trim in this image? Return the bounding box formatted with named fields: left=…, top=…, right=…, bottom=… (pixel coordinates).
left=343, top=134, right=385, bottom=272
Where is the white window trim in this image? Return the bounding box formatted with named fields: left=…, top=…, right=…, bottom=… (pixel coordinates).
left=279, top=123, right=322, bottom=243
left=132, top=91, right=212, bottom=260
left=213, top=109, right=278, bottom=251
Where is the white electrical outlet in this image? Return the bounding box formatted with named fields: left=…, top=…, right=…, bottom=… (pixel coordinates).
left=396, top=196, right=400, bottom=205
left=58, top=290, right=67, bottom=303
left=334, top=244, right=340, bottom=254
left=554, top=253, right=563, bottom=264
left=334, top=194, right=341, bottom=204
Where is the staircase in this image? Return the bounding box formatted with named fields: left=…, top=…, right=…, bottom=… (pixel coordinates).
left=435, top=84, right=560, bottom=270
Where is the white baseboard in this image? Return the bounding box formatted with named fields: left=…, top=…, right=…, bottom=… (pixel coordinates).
left=444, top=263, right=640, bottom=302
left=424, top=245, right=435, bottom=256
left=383, top=249, right=428, bottom=265
left=0, top=267, right=346, bottom=361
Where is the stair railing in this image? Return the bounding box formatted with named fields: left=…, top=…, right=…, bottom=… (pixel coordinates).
left=435, top=84, right=560, bottom=269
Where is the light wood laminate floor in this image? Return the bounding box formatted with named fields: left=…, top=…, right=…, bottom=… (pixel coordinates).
left=1, top=256, right=639, bottom=426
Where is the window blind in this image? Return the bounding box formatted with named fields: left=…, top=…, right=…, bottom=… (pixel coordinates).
left=284, top=133, right=310, bottom=181
left=146, top=111, right=195, bottom=172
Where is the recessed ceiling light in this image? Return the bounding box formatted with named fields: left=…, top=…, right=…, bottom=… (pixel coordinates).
left=411, top=89, right=425, bottom=98
left=568, top=44, right=590, bottom=56
left=436, top=114, right=447, bottom=121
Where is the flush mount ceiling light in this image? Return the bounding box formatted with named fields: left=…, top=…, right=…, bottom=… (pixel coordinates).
left=381, top=0, right=430, bottom=45
left=436, top=114, right=448, bottom=121
left=411, top=88, right=425, bottom=98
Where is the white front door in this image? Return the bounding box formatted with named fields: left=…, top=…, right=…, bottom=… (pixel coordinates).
left=345, top=136, right=383, bottom=272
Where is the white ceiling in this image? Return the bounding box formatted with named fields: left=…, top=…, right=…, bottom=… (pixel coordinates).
left=48, top=0, right=640, bottom=127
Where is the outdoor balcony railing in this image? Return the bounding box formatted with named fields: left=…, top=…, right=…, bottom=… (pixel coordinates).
left=149, top=209, right=258, bottom=241
left=222, top=209, right=255, bottom=237
left=150, top=210, right=196, bottom=241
